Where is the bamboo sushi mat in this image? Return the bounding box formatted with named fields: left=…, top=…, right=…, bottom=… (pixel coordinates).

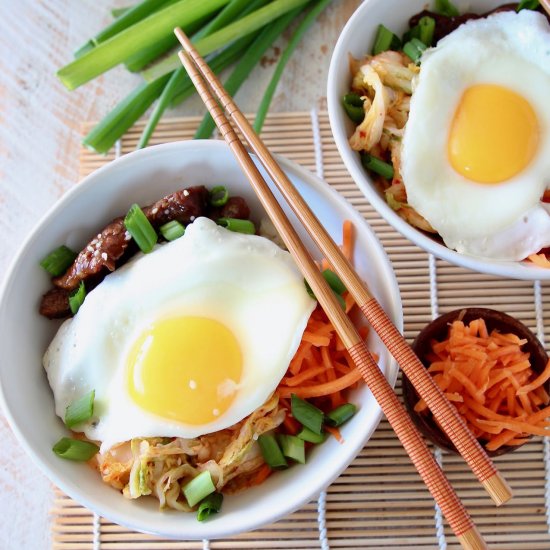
left=52, top=111, right=550, bottom=550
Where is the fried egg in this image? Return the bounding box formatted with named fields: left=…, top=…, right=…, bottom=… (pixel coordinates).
left=401, top=11, right=550, bottom=260
left=44, top=217, right=316, bottom=451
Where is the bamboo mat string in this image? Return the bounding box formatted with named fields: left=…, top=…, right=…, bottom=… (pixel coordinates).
left=93, top=513, right=101, bottom=550
left=202, top=539, right=210, bottom=550
left=310, top=106, right=330, bottom=550
left=533, top=279, right=550, bottom=534
left=428, top=253, right=448, bottom=550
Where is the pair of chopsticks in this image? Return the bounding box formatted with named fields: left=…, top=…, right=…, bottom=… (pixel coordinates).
left=174, top=29, right=508, bottom=550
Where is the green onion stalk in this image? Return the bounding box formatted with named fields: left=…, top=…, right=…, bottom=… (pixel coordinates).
left=253, top=0, right=332, bottom=133
left=194, top=6, right=301, bottom=139
left=137, top=0, right=268, bottom=148
left=58, top=0, right=231, bottom=90
left=75, top=0, right=179, bottom=58
left=141, top=0, right=311, bottom=82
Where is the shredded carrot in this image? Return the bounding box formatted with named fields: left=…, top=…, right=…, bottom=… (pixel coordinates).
left=277, top=367, right=363, bottom=399
left=325, top=425, right=344, bottom=444
left=342, top=220, right=354, bottom=262
left=302, top=331, right=331, bottom=347
left=282, top=414, right=301, bottom=435
left=250, top=464, right=272, bottom=486
left=289, top=342, right=312, bottom=376
left=415, top=317, right=550, bottom=451
left=282, top=366, right=327, bottom=387
left=517, top=359, right=550, bottom=395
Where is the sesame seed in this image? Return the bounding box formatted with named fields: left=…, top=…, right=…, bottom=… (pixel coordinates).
left=97, top=233, right=102, bottom=239
left=190, top=216, right=195, bottom=222
left=164, top=209, right=169, bottom=215
left=183, top=189, right=189, bottom=197
left=124, top=231, right=131, bottom=241
left=101, top=252, right=108, bottom=261
left=152, top=207, right=158, bottom=215
left=93, top=250, right=100, bottom=257
left=87, top=246, right=93, bottom=253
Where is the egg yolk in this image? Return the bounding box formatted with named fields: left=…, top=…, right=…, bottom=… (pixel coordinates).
left=127, top=316, right=242, bottom=425
left=447, top=84, right=539, bottom=183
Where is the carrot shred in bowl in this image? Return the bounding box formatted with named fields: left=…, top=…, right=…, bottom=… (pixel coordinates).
left=276, top=220, right=371, bottom=443
left=415, top=318, right=550, bottom=451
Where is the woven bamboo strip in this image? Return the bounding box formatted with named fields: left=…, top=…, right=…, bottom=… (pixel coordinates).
left=53, top=112, right=550, bottom=549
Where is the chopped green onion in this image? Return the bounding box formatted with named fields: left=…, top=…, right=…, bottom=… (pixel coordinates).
left=418, top=16, right=436, bottom=46
left=159, top=220, right=185, bottom=241
left=402, top=24, right=421, bottom=44
left=183, top=471, right=216, bottom=507
left=333, top=293, right=346, bottom=310
left=142, top=0, right=311, bottom=82
left=194, top=5, right=299, bottom=139
left=403, top=38, right=427, bottom=64
left=69, top=282, right=86, bottom=315
left=434, top=0, right=460, bottom=17
left=253, top=0, right=331, bottom=133
left=278, top=434, right=305, bottom=464
left=40, top=245, right=77, bottom=277
left=291, top=394, right=324, bottom=435
left=58, top=0, right=230, bottom=90
left=52, top=437, right=99, bottom=461
left=517, top=0, right=539, bottom=10
left=258, top=434, right=287, bottom=469
left=325, top=403, right=357, bottom=427
left=65, top=390, right=95, bottom=428
left=305, top=268, right=347, bottom=296
left=372, top=24, right=401, bottom=55
left=197, top=492, right=223, bottom=521
left=209, top=186, right=229, bottom=207
left=304, top=271, right=346, bottom=310
left=361, top=153, right=395, bottom=180
left=342, top=93, right=365, bottom=124
left=297, top=426, right=326, bottom=444
left=124, top=204, right=158, bottom=253
left=322, top=269, right=346, bottom=295
left=217, top=218, right=255, bottom=234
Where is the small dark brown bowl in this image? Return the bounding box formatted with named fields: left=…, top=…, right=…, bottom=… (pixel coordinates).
left=402, top=308, right=549, bottom=456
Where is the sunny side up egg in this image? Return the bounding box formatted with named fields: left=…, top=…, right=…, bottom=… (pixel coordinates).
left=401, top=10, right=550, bottom=260
left=44, top=217, right=316, bottom=452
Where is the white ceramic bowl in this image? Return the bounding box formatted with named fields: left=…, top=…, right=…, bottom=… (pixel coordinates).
left=327, top=0, right=550, bottom=280
left=0, top=140, right=401, bottom=539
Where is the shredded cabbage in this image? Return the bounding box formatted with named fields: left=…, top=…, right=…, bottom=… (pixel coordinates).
left=348, top=51, right=435, bottom=233
left=97, top=395, right=285, bottom=512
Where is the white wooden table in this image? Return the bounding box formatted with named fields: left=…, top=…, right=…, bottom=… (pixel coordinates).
left=0, top=1, right=359, bottom=547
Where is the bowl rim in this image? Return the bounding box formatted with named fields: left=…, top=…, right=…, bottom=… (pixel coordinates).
left=0, top=139, right=402, bottom=539
left=326, top=0, right=550, bottom=281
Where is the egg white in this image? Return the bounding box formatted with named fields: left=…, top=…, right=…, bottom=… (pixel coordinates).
left=401, top=11, right=550, bottom=260
left=44, top=217, right=316, bottom=451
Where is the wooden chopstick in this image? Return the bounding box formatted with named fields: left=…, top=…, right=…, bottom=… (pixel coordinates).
left=541, top=0, right=550, bottom=17
left=174, top=28, right=512, bottom=509
left=175, top=29, right=487, bottom=550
